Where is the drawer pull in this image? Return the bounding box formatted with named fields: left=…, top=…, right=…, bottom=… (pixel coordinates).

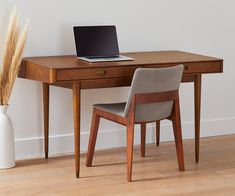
left=184, top=65, right=189, bottom=70
left=96, top=70, right=107, bottom=75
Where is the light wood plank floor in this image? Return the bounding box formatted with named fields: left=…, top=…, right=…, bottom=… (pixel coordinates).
left=1, top=135, right=235, bottom=196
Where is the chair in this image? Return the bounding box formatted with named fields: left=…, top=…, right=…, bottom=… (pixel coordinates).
left=86, top=65, right=185, bottom=182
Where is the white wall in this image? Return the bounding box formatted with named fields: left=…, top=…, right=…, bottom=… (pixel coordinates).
left=0, top=0, right=234, bottom=160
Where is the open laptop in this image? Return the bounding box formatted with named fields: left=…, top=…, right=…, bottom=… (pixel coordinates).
left=73, top=25, right=134, bottom=63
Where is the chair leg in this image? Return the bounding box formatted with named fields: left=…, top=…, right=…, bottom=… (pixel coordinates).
left=140, top=123, right=146, bottom=157
left=127, top=123, right=135, bottom=182
left=86, top=109, right=100, bottom=167
left=156, top=121, right=160, bottom=146
left=172, top=100, right=185, bottom=171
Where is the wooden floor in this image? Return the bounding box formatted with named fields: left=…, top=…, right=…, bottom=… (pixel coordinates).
left=1, top=135, right=235, bottom=196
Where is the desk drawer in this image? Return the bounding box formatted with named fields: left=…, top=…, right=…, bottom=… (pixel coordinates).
left=56, top=66, right=138, bottom=81
left=183, top=61, right=222, bottom=74
left=145, top=61, right=222, bottom=74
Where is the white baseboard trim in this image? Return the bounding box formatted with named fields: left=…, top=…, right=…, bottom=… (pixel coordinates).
left=15, top=117, right=235, bottom=160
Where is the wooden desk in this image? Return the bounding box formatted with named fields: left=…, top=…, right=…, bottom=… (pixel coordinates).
left=19, top=51, right=223, bottom=178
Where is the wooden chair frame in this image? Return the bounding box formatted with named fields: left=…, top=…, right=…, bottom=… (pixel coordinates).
left=86, top=89, right=185, bottom=182
left=140, top=120, right=160, bottom=158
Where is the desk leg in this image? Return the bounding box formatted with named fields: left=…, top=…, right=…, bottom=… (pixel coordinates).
left=194, top=74, right=201, bottom=163
left=72, top=82, right=81, bottom=178
left=43, top=83, right=49, bottom=159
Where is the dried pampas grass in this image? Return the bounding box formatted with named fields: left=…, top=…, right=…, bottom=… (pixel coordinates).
left=0, top=7, right=28, bottom=105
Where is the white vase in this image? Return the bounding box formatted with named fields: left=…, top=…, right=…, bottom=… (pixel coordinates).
left=0, top=105, right=15, bottom=169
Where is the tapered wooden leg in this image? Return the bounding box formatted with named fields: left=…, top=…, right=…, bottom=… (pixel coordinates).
left=140, top=123, right=146, bottom=157
left=73, top=82, right=81, bottom=178
left=156, top=121, right=160, bottom=146
left=194, top=74, right=201, bottom=163
left=43, top=83, right=49, bottom=159
left=127, top=98, right=135, bottom=182
left=127, top=123, right=135, bottom=182
left=86, top=109, right=101, bottom=167
left=172, top=99, right=185, bottom=171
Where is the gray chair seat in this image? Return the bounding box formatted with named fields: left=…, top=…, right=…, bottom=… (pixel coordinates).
left=94, top=102, right=126, bottom=116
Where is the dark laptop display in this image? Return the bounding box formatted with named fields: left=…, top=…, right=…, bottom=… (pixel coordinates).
left=73, top=25, right=133, bottom=62
left=74, top=26, right=119, bottom=58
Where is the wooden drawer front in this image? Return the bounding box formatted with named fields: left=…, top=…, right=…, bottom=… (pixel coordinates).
left=183, top=61, right=222, bottom=74
left=56, top=66, right=138, bottom=81
left=144, top=61, right=222, bottom=74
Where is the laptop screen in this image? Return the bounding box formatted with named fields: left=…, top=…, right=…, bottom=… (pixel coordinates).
left=73, top=26, right=120, bottom=58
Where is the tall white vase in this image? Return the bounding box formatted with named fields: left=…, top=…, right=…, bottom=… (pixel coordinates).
left=0, top=105, right=15, bottom=169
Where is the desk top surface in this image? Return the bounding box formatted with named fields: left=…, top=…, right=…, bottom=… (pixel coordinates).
left=22, top=51, right=222, bottom=70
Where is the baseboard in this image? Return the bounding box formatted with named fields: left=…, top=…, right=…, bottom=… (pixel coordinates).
left=15, top=117, right=235, bottom=160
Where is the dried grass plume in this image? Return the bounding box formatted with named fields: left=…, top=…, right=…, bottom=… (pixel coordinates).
left=0, top=7, right=28, bottom=105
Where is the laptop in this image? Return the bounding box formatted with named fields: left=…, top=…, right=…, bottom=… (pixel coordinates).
left=73, top=25, right=134, bottom=63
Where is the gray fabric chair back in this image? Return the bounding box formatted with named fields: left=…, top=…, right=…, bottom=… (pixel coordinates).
left=123, top=65, right=184, bottom=122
